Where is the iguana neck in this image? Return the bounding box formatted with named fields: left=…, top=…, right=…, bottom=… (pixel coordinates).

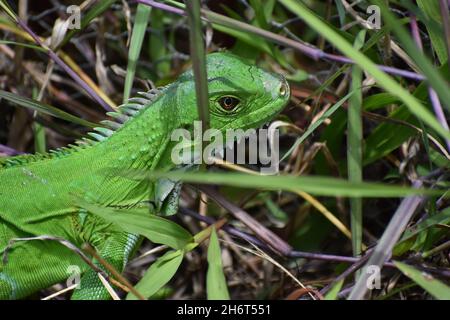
left=92, top=100, right=176, bottom=171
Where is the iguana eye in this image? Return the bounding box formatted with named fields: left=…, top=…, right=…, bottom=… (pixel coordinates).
left=218, top=96, right=240, bottom=111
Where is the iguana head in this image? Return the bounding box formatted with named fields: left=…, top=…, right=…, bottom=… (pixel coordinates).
left=176, top=52, right=290, bottom=131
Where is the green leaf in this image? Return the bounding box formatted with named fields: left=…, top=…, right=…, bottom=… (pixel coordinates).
left=80, top=202, right=193, bottom=250
left=249, top=0, right=269, bottom=29
left=394, top=261, right=450, bottom=300
left=0, top=90, right=96, bottom=128
left=395, top=207, right=450, bottom=255
left=127, top=250, right=184, bottom=300
left=264, top=197, right=289, bottom=225
left=363, top=106, right=417, bottom=165
left=262, top=0, right=277, bottom=23
left=362, top=93, right=400, bottom=111
left=207, top=227, right=230, bottom=300
left=324, top=279, right=344, bottom=300
left=123, top=4, right=152, bottom=101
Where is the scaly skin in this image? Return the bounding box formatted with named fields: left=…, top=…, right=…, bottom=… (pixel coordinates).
left=0, top=53, right=290, bottom=299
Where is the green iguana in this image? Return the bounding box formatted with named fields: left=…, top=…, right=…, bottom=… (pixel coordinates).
left=0, top=52, right=290, bottom=299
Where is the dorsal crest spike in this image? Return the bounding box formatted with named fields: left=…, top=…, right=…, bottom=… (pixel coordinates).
left=94, top=127, right=114, bottom=137
left=124, top=103, right=145, bottom=111
left=106, top=112, right=129, bottom=123
left=127, top=97, right=150, bottom=105
left=87, top=132, right=107, bottom=142
left=120, top=107, right=138, bottom=116
left=100, top=120, right=121, bottom=130
left=137, top=88, right=161, bottom=100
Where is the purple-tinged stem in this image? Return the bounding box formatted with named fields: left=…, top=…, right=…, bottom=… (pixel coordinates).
left=321, top=52, right=425, bottom=80
left=320, top=252, right=370, bottom=296
left=135, top=0, right=184, bottom=16
left=14, top=19, right=113, bottom=112
left=429, top=88, right=450, bottom=151
left=410, top=15, right=450, bottom=152
left=134, top=0, right=426, bottom=81
left=0, top=144, right=24, bottom=156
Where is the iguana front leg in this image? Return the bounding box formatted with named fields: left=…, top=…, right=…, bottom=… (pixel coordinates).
left=71, top=232, right=140, bottom=300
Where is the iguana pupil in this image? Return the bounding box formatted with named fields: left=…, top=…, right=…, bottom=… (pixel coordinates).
left=219, top=96, right=240, bottom=111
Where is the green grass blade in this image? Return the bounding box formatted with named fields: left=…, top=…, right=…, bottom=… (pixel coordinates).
left=363, top=63, right=448, bottom=165
left=279, top=0, right=450, bottom=141
left=0, top=90, right=96, bottom=128
left=142, top=171, right=442, bottom=198
left=282, top=90, right=354, bottom=161
left=207, top=227, right=230, bottom=300
left=324, top=279, right=344, bottom=300
left=395, top=206, right=450, bottom=253
left=123, top=4, right=151, bottom=102
left=348, top=30, right=365, bottom=257
left=33, top=122, right=46, bottom=153
left=127, top=250, right=184, bottom=300
left=0, top=39, right=45, bottom=51
left=149, top=8, right=170, bottom=77
left=394, top=261, right=450, bottom=299
left=31, top=88, right=46, bottom=154
left=186, top=0, right=210, bottom=130
left=0, top=0, right=17, bottom=21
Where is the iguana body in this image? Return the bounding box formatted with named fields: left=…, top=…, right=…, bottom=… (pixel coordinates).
left=0, top=53, right=289, bottom=299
